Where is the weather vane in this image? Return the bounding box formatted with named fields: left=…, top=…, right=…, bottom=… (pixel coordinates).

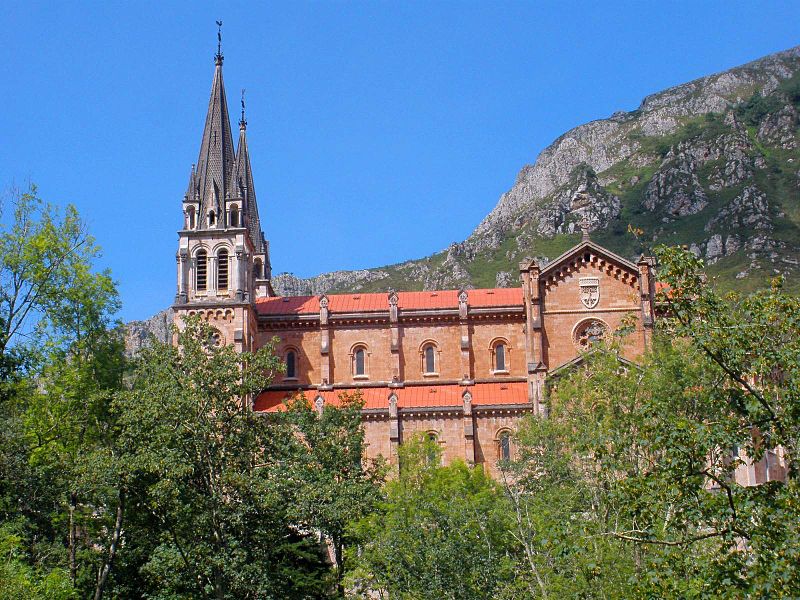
left=240, top=88, right=247, bottom=128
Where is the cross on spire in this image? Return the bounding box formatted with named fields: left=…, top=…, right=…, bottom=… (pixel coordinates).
left=239, top=88, right=247, bottom=130
left=215, top=20, right=224, bottom=65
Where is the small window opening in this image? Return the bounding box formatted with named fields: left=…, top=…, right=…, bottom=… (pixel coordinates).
left=286, top=350, right=296, bottom=379
left=354, top=348, right=366, bottom=376
left=208, top=211, right=216, bottom=226
left=424, top=345, right=436, bottom=374
left=426, top=432, right=439, bottom=465
left=499, top=431, right=511, bottom=461
left=196, top=250, right=208, bottom=291
left=495, top=343, right=506, bottom=372
left=230, top=205, right=239, bottom=227
left=187, top=207, right=196, bottom=229
left=254, top=258, right=263, bottom=279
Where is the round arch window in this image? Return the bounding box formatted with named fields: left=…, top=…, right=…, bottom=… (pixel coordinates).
left=353, top=346, right=368, bottom=377
left=423, top=344, right=437, bottom=375
left=285, top=350, right=297, bottom=379
left=574, top=319, right=608, bottom=350
left=498, top=430, right=512, bottom=461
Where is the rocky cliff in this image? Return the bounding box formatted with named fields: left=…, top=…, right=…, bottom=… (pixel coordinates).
left=124, top=308, right=173, bottom=357
left=273, top=45, right=800, bottom=297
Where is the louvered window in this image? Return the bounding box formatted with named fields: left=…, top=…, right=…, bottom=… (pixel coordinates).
left=196, top=250, right=208, bottom=291
left=217, top=249, right=229, bottom=290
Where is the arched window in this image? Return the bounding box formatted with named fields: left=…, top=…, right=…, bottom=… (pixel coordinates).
left=195, top=249, right=208, bottom=291
left=498, top=430, right=512, bottom=461
left=187, top=206, right=196, bottom=229
left=230, top=204, right=239, bottom=227
left=353, top=346, right=367, bottom=377
left=424, top=344, right=436, bottom=374
left=254, top=258, right=263, bottom=279
left=426, top=432, right=440, bottom=465
left=574, top=319, right=608, bottom=350
left=208, top=211, right=216, bottom=226
left=494, top=342, right=507, bottom=372
left=285, top=350, right=297, bottom=379
left=217, top=248, right=229, bottom=290
left=421, top=342, right=438, bottom=376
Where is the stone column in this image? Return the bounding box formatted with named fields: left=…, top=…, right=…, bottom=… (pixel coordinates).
left=208, top=256, right=217, bottom=294
left=637, top=255, right=656, bottom=348
left=458, top=290, right=472, bottom=383
left=462, top=391, right=475, bottom=464
left=319, top=295, right=332, bottom=388
left=235, top=245, right=245, bottom=301
left=520, top=260, right=546, bottom=413
left=388, top=291, right=401, bottom=381
left=389, top=392, right=400, bottom=472
left=175, top=249, right=189, bottom=303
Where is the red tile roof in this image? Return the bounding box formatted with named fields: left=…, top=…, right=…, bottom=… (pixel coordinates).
left=255, top=288, right=523, bottom=316
left=254, top=381, right=529, bottom=412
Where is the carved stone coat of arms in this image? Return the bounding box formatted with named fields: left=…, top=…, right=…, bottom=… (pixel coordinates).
left=579, top=277, right=600, bottom=309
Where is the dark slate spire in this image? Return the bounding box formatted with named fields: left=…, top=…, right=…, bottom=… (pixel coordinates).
left=234, top=94, right=266, bottom=254
left=190, top=28, right=236, bottom=228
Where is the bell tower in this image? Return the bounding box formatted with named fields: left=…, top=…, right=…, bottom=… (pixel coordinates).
left=173, top=27, right=273, bottom=351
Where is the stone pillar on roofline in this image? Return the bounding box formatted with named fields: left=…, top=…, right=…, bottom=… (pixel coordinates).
left=462, top=390, right=475, bottom=464
left=520, top=259, right=546, bottom=414
left=458, top=290, right=473, bottom=384
left=319, top=295, right=332, bottom=390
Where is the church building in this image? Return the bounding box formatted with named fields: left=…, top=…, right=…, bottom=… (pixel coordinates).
left=172, top=46, right=661, bottom=478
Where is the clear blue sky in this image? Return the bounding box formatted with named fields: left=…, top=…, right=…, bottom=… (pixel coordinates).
left=2, top=1, right=798, bottom=321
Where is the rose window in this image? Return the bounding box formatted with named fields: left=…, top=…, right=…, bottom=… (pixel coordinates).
left=574, top=319, right=608, bottom=349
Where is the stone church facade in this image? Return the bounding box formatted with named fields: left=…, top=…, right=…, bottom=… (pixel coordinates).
left=171, top=50, right=782, bottom=484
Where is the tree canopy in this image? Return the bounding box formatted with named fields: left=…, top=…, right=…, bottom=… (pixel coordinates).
left=1, top=186, right=798, bottom=598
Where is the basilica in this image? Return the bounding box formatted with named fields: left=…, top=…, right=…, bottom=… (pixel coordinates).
left=177, top=48, right=790, bottom=482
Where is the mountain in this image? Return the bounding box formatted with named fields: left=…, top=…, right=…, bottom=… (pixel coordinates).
left=273, top=45, right=800, bottom=297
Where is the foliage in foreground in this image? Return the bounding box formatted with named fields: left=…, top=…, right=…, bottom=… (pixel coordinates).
left=346, top=246, right=800, bottom=599
left=346, top=437, right=517, bottom=600
left=282, top=392, right=385, bottom=594
left=498, top=245, right=800, bottom=598
left=112, top=316, right=333, bottom=599
left=2, top=185, right=799, bottom=598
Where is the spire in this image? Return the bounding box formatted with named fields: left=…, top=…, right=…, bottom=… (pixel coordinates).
left=191, top=27, right=236, bottom=228
left=234, top=110, right=266, bottom=254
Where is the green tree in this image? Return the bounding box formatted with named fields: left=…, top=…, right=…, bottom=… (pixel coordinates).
left=506, top=246, right=800, bottom=597
left=113, top=316, right=331, bottom=599
left=0, top=186, right=109, bottom=359
left=0, top=186, right=124, bottom=599
left=0, top=522, right=75, bottom=600
left=283, top=392, right=384, bottom=594
left=348, top=436, right=515, bottom=599
left=499, top=411, right=642, bottom=599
